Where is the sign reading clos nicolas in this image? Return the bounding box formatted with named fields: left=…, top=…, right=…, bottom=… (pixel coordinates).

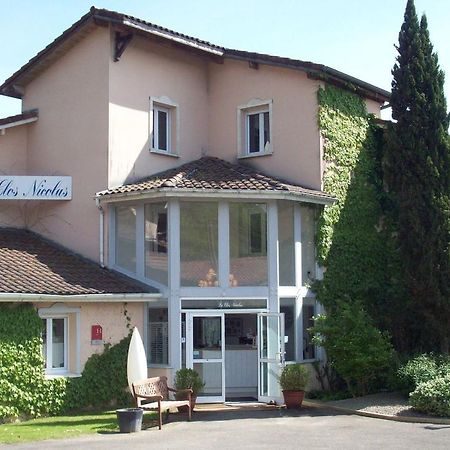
left=0, top=176, right=72, bottom=200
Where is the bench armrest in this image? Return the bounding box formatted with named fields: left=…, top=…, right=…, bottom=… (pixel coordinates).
left=168, top=387, right=193, bottom=395
left=135, top=393, right=163, bottom=402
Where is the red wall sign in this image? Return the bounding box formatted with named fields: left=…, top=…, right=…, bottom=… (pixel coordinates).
left=91, top=325, right=103, bottom=341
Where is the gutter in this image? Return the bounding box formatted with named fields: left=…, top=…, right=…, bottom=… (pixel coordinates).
left=0, top=292, right=161, bottom=303
left=95, top=197, right=105, bottom=267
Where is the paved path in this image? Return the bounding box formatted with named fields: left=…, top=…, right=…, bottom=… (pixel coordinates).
left=3, top=407, right=450, bottom=450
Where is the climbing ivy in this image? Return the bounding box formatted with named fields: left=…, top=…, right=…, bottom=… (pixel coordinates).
left=315, top=85, right=393, bottom=319
left=0, top=303, right=67, bottom=421
left=0, top=303, right=132, bottom=422
left=312, top=85, right=394, bottom=392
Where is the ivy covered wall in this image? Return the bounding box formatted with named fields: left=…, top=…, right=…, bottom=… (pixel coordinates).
left=0, top=303, right=132, bottom=422
left=315, top=85, right=393, bottom=322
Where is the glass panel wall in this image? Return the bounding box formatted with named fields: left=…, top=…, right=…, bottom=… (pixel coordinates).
left=229, top=203, right=267, bottom=286
left=180, top=202, right=218, bottom=287
left=301, top=205, right=316, bottom=284
left=145, top=203, right=168, bottom=285
left=278, top=201, right=295, bottom=286
left=147, top=301, right=169, bottom=365
left=115, top=206, right=136, bottom=273
left=302, top=299, right=316, bottom=360
left=280, top=298, right=296, bottom=361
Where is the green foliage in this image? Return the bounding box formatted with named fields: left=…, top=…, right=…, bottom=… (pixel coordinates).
left=278, top=363, right=310, bottom=391
left=316, top=85, right=396, bottom=329
left=0, top=303, right=132, bottom=422
left=385, top=0, right=450, bottom=353
left=312, top=303, right=393, bottom=397
left=0, top=304, right=67, bottom=421
left=174, top=368, right=205, bottom=395
left=410, top=375, right=450, bottom=417
left=398, top=354, right=450, bottom=394
left=65, top=335, right=133, bottom=410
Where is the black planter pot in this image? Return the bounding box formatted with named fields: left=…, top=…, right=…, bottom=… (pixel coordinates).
left=116, top=408, right=143, bottom=433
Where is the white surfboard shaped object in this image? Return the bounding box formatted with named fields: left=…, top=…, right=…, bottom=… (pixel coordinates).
left=127, top=327, right=148, bottom=394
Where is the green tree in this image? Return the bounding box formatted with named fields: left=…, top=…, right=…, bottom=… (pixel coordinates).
left=385, top=0, right=450, bottom=353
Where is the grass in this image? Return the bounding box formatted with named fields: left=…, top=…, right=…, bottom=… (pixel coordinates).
left=0, top=410, right=157, bottom=444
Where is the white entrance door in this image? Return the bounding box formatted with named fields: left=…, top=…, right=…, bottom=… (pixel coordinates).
left=257, top=312, right=285, bottom=403
left=186, top=313, right=225, bottom=403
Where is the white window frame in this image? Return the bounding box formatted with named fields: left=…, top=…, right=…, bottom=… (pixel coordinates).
left=146, top=300, right=170, bottom=368
left=237, top=98, right=273, bottom=158
left=42, top=316, right=68, bottom=374
left=149, top=96, right=179, bottom=157
left=39, top=306, right=81, bottom=377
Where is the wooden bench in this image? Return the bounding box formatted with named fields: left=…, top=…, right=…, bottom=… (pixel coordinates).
left=132, top=376, right=192, bottom=430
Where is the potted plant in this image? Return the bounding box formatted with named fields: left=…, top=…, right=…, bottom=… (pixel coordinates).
left=278, top=363, right=310, bottom=409
left=174, top=368, right=205, bottom=411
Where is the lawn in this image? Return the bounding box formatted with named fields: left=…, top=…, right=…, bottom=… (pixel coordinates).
left=0, top=410, right=157, bottom=444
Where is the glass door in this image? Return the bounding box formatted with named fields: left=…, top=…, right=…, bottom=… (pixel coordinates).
left=186, top=313, right=225, bottom=403
left=257, top=312, right=285, bottom=403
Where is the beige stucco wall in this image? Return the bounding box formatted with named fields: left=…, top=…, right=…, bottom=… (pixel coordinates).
left=365, top=98, right=382, bottom=117
left=108, top=34, right=209, bottom=188
left=0, top=124, right=29, bottom=228
left=21, top=28, right=110, bottom=261
left=208, top=59, right=323, bottom=190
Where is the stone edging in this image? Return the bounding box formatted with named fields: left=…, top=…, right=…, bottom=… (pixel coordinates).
left=302, top=400, right=450, bottom=425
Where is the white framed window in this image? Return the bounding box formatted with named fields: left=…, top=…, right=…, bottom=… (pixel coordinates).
left=42, top=316, right=68, bottom=374
left=147, top=300, right=169, bottom=366
left=237, top=99, right=273, bottom=158
left=39, top=306, right=81, bottom=377
left=150, top=96, right=179, bottom=156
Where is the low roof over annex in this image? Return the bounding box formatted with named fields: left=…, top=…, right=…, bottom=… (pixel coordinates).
left=0, top=228, right=158, bottom=297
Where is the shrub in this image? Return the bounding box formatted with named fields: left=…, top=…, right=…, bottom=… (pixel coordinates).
left=397, top=354, right=450, bottom=394
left=410, top=375, right=450, bottom=417
left=174, top=369, right=204, bottom=396
left=65, top=335, right=133, bottom=410
left=312, top=302, right=393, bottom=397
left=278, top=364, right=309, bottom=391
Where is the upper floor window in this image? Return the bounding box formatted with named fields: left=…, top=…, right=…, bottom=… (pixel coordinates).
left=237, top=99, right=273, bottom=158
left=247, top=110, right=270, bottom=154
left=150, top=96, right=179, bottom=157
left=153, top=105, right=170, bottom=152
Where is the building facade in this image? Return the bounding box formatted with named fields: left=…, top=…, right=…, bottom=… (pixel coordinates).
left=0, top=8, right=389, bottom=403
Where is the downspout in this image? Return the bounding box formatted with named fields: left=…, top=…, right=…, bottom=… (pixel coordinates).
left=95, top=197, right=104, bottom=267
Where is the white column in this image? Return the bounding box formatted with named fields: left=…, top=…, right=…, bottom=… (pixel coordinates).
left=218, top=201, right=229, bottom=289
left=136, top=205, right=145, bottom=278
left=168, top=199, right=181, bottom=375
left=267, top=200, right=279, bottom=312
left=294, top=204, right=303, bottom=361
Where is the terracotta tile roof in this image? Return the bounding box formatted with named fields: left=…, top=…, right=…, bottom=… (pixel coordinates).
left=0, top=7, right=390, bottom=103
left=0, top=228, right=156, bottom=295
left=0, top=109, right=38, bottom=127
left=97, top=157, right=333, bottom=203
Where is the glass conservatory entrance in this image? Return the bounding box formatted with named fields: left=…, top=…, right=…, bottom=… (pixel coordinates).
left=186, top=311, right=284, bottom=403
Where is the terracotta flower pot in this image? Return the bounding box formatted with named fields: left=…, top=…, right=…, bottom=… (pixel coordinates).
left=282, top=390, right=305, bottom=409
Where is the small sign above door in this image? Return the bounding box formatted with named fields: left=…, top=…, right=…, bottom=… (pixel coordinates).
left=0, top=176, right=72, bottom=200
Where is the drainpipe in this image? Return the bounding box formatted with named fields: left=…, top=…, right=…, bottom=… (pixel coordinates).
left=95, top=197, right=105, bottom=267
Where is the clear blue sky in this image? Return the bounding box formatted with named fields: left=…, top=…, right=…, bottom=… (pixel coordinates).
left=1, top=0, right=449, bottom=117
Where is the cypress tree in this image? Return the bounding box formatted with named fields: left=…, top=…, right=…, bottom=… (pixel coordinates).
left=385, top=0, right=450, bottom=353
